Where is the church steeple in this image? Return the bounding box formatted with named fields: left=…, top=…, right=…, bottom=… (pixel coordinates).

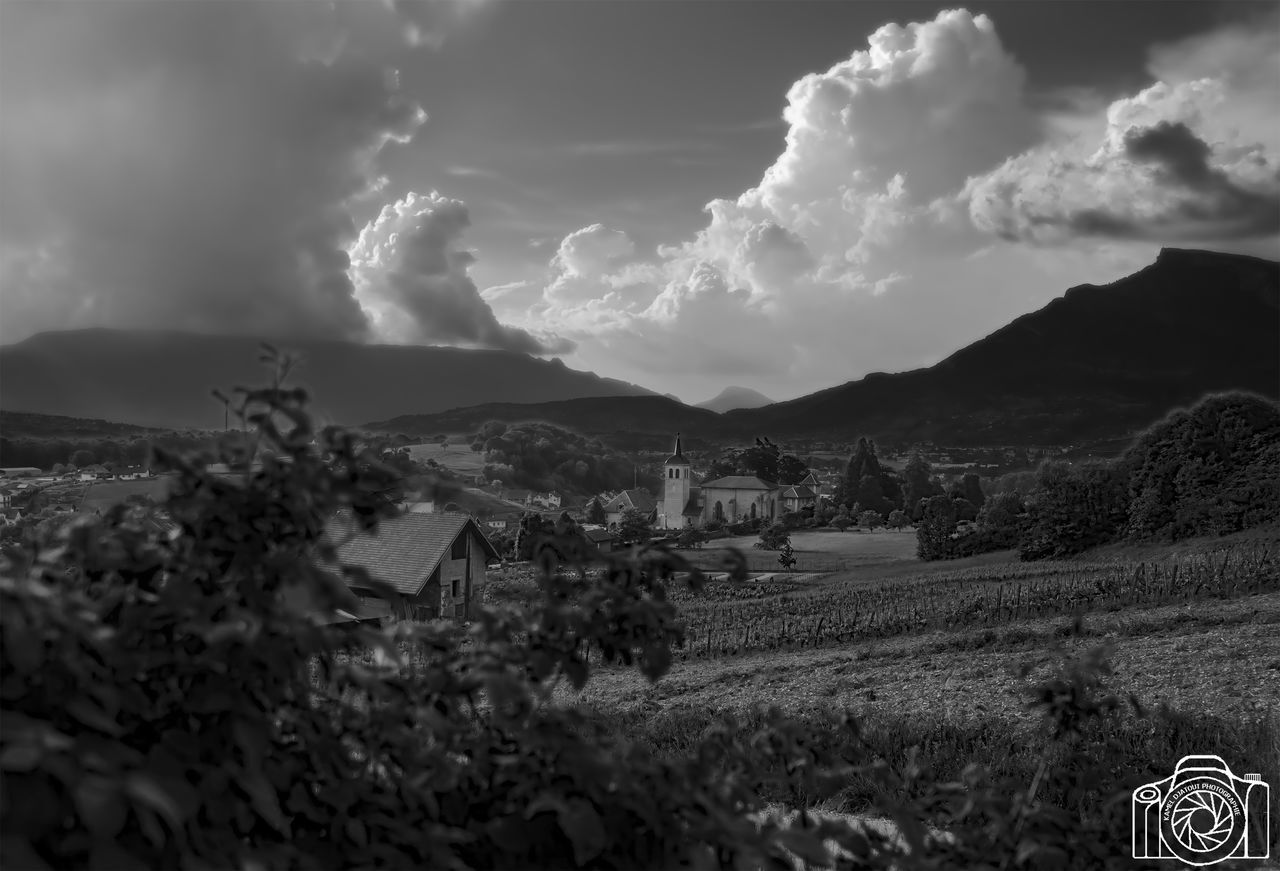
left=661, top=431, right=693, bottom=529
left=664, top=432, right=687, bottom=466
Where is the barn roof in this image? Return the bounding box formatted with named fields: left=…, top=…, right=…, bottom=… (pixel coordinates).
left=699, top=475, right=777, bottom=491
left=326, top=511, right=500, bottom=596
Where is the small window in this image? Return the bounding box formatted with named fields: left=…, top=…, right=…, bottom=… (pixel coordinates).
left=451, top=534, right=467, bottom=560
left=451, top=578, right=460, bottom=597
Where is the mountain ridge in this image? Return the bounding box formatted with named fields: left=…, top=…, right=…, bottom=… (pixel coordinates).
left=695, top=386, right=774, bottom=413
left=0, top=329, right=656, bottom=430
left=364, top=248, right=1279, bottom=447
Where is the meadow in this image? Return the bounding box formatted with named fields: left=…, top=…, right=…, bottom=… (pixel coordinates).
left=405, top=441, right=487, bottom=475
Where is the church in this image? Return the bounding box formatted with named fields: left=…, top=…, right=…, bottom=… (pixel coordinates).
left=656, top=434, right=818, bottom=530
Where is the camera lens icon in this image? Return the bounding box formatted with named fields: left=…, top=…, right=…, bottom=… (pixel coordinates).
left=1167, top=784, right=1242, bottom=854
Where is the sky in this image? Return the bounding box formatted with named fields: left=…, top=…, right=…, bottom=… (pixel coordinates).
left=1, top=0, right=1277, bottom=403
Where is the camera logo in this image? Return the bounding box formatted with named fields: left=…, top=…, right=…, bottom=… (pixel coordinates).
left=1133, top=755, right=1271, bottom=866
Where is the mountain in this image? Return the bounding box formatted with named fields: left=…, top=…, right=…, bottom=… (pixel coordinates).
left=367, top=395, right=722, bottom=440
left=725, top=248, right=1279, bottom=445
left=367, top=248, right=1278, bottom=448
left=0, top=329, right=655, bottom=430
left=696, top=386, right=774, bottom=413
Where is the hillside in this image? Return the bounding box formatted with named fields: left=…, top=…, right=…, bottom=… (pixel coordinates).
left=696, top=386, right=774, bottom=413
left=725, top=247, right=1279, bottom=445
left=0, top=329, right=655, bottom=430
left=367, top=395, right=722, bottom=440
left=0, top=410, right=162, bottom=439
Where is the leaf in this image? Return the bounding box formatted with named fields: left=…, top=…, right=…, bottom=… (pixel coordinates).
left=74, top=775, right=127, bottom=840
left=777, top=827, right=833, bottom=866
left=555, top=798, right=606, bottom=867
left=66, top=696, right=123, bottom=737
left=125, top=773, right=185, bottom=831
left=240, top=769, right=290, bottom=836
left=0, top=744, right=43, bottom=772
left=0, top=836, right=52, bottom=871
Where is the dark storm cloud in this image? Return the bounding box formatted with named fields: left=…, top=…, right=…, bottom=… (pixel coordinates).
left=0, top=0, right=541, bottom=354
left=970, top=120, right=1280, bottom=244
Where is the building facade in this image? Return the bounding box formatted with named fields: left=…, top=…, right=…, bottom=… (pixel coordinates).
left=655, top=433, right=817, bottom=529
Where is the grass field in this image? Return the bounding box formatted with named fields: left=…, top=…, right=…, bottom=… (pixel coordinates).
left=405, top=442, right=487, bottom=475
left=686, top=528, right=921, bottom=573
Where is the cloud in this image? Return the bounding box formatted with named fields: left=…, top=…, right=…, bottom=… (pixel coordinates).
left=350, top=192, right=571, bottom=354
left=0, top=0, right=445, bottom=344
left=964, top=12, right=1280, bottom=244
left=510, top=9, right=1052, bottom=397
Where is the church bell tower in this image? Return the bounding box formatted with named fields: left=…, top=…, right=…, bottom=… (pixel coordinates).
left=661, top=432, right=692, bottom=529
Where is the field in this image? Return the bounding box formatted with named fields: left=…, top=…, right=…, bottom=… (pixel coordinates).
left=405, top=442, right=487, bottom=475
left=523, top=529, right=1280, bottom=842
left=687, top=528, right=920, bottom=573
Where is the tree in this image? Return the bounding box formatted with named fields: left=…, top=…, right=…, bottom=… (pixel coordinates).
left=617, top=508, right=653, bottom=545
left=776, top=454, right=809, bottom=486
left=916, top=495, right=958, bottom=560
left=585, top=497, right=607, bottom=525
left=902, top=453, right=940, bottom=520
left=777, top=541, right=797, bottom=571
left=887, top=509, right=908, bottom=530
left=1019, top=461, right=1127, bottom=560
left=961, top=473, right=986, bottom=510
left=830, top=513, right=851, bottom=532
left=858, top=509, right=881, bottom=530
left=754, top=523, right=790, bottom=550
left=70, top=449, right=96, bottom=468
left=677, top=526, right=706, bottom=549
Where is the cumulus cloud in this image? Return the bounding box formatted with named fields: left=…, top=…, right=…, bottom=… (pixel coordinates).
left=508, top=8, right=1276, bottom=399
left=350, top=192, right=571, bottom=354
left=0, top=0, right=528, bottom=350
left=512, top=9, right=1050, bottom=396
left=964, top=12, right=1280, bottom=244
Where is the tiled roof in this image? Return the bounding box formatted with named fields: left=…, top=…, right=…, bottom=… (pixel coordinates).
left=682, top=494, right=702, bottom=515
left=780, top=485, right=816, bottom=499
left=699, top=475, right=777, bottom=491
left=326, top=511, right=499, bottom=596
left=604, top=488, right=656, bottom=513
left=583, top=528, right=617, bottom=543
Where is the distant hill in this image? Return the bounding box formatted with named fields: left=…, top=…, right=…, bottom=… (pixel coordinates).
left=0, top=329, right=656, bottom=430
left=368, top=248, right=1279, bottom=448
left=696, top=386, right=774, bottom=413
left=367, top=395, right=722, bottom=440
left=0, top=409, right=162, bottom=439
left=726, top=248, right=1279, bottom=445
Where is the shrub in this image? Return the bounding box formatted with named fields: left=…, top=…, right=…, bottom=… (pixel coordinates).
left=754, top=523, right=790, bottom=551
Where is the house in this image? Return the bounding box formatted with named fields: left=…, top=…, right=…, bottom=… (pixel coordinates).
left=528, top=491, right=562, bottom=510
left=581, top=527, right=619, bottom=553
left=0, top=467, right=43, bottom=478
left=655, top=434, right=818, bottom=529
left=601, top=488, right=657, bottom=528
left=324, top=511, right=500, bottom=623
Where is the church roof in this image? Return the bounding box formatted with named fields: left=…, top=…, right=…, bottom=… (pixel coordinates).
left=780, top=485, right=816, bottom=499
left=681, top=494, right=702, bottom=515
left=699, top=475, right=777, bottom=491
left=663, top=432, right=688, bottom=466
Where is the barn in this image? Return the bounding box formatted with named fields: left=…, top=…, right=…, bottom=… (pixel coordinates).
left=324, top=511, right=500, bottom=623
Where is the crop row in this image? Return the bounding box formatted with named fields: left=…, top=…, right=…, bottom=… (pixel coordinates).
left=672, top=543, right=1277, bottom=661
